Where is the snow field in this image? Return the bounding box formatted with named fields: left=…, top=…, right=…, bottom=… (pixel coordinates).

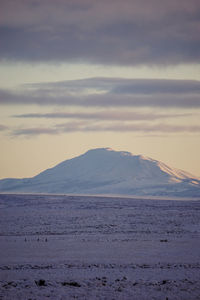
left=0, top=194, right=200, bottom=299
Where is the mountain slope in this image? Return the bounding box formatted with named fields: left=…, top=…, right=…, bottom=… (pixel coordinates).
left=0, top=148, right=200, bottom=197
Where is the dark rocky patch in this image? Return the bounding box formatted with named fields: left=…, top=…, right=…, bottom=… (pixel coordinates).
left=61, top=281, right=81, bottom=287
left=35, top=279, right=47, bottom=287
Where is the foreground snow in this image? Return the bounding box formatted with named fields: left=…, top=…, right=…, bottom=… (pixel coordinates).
left=0, top=194, right=200, bottom=299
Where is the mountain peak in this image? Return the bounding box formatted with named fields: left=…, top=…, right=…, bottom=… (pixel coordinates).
left=84, top=147, right=133, bottom=157
left=84, top=147, right=113, bottom=154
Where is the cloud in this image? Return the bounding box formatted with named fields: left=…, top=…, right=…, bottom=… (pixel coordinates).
left=12, top=106, right=198, bottom=137
left=11, top=121, right=200, bottom=137
left=13, top=111, right=191, bottom=121
left=0, top=124, right=7, bottom=131
left=12, top=127, right=59, bottom=136
left=60, top=122, right=200, bottom=134
left=1, top=78, right=200, bottom=108
left=26, top=77, right=200, bottom=94
left=0, top=0, right=200, bottom=65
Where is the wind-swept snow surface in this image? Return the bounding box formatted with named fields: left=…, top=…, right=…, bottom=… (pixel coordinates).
left=0, top=194, right=200, bottom=299
left=0, top=148, right=199, bottom=197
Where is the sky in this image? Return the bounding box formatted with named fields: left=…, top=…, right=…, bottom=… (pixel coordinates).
left=0, top=0, right=200, bottom=179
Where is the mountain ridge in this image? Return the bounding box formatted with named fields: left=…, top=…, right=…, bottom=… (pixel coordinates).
left=0, top=148, right=199, bottom=197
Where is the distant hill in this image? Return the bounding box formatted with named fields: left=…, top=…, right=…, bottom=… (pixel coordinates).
left=0, top=148, right=200, bottom=197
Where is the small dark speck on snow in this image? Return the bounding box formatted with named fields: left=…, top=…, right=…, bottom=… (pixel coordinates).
left=61, top=281, right=81, bottom=287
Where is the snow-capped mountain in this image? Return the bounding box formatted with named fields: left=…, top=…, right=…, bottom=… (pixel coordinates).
left=0, top=148, right=200, bottom=197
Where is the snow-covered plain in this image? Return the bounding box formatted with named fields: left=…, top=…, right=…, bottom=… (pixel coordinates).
left=0, top=193, right=200, bottom=299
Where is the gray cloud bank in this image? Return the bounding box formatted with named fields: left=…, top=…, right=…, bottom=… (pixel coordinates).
left=3, top=77, right=200, bottom=137
left=12, top=122, right=200, bottom=137
left=14, top=111, right=190, bottom=121
left=0, top=124, right=7, bottom=131
left=1, top=78, right=200, bottom=108
left=0, top=0, right=200, bottom=65
left=27, top=78, right=200, bottom=94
